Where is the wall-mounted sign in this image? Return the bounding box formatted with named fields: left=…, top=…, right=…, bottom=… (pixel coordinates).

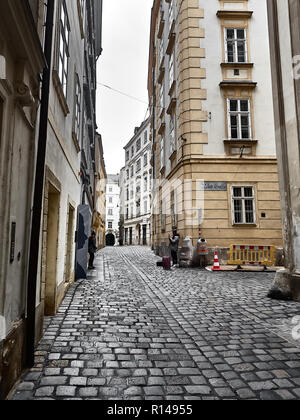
left=201, top=182, right=228, bottom=191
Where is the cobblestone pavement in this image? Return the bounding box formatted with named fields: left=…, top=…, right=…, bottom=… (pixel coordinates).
left=11, top=246, right=300, bottom=400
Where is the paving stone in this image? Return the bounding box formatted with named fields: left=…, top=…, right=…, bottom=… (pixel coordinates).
left=79, top=388, right=98, bottom=397
left=56, top=386, right=77, bottom=397
left=40, top=377, right=68, bottom=386
left=185, top=386, right=212, bottom=395
left=249, top=381, right=277, bottom=391
left=35, top=387, right=54, bottom=397
left=70, top=377, right=88, bottom=386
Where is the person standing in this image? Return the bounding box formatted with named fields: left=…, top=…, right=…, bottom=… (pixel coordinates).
left=169, top=229, right=180, bottom=267
left=88, top=231, right=97, bottom=269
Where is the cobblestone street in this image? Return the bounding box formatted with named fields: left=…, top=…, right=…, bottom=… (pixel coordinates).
left=11, top=247, right=300, bottom=400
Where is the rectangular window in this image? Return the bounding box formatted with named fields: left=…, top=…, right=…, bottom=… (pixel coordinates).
left=73, top=74, right=81, bottom=141
left=126, top=150, right=130, bottom=162
left=159, top=38, right=164, bottom=66
left=159, top=84, right=164, bottom=110
left=160, top=137, right=165, bottom=170
left=227, top=99, right=251, bottom=140
left=171, top=190, right=177, bottom=228
left=136, top=159, right=141, bottom=173
left=144, top=176, right=148, bottom=192
left=160, top=200, right=166, bottom=233
left=170, top=114, right=176, bottom=154
left=58, top=0, right=70, bottom=97
left=169, top=0, right=175, bottom=31
left=131, top=166, right=134, bottom=177
left=126, top=169, right=129, bottom=180
left=232, top=186, right=255, bottom=225
left=225, top=28, right=247, bottom=63
left=144, top=152, right=148, bottom=167
left=169, top=53, right=174, bottom=91
left=108, top=221, right=113, bottom=229
left=108, top=209, right=113, bottom=216
left=144, top=130, right=148, bottom=144
left=136, top=138, right=141, bottom=152
left=109, top=197, right=113, bottom=204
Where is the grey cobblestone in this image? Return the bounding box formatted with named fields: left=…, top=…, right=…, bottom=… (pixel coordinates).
left=10, top=247, right=300, bottom=400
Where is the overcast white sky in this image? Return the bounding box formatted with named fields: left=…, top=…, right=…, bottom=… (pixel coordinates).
left=96, top=0, right=153, bottom=175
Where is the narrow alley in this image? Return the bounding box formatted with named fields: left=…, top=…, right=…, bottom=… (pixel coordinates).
left=11, top=247, right=300, bottom=401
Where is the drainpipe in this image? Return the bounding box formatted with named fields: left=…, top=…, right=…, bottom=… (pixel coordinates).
left=26, top=0, right=56, bottom=368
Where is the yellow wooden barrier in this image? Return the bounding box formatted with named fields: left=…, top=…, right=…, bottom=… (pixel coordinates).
left=227, top=245, right=276, bottom=267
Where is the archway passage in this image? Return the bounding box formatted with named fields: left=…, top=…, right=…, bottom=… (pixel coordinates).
left=106, top=233, right=115, bottom=247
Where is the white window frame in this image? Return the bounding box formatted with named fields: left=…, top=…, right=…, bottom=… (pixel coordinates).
left=225, top=28, right=248, bottom=64
left=169, top=113, right=176, bottom=154
left=168, top=0, right=175, bottom=32
left=231, top=186, right=256, bottom=225
left=169, top=53, right=174, bottom=91
left=227, top=98, right=252, bottom=140
left=58, top=0, right=70, bottom=97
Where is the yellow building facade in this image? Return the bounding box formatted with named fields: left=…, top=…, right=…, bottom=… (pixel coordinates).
left=148, top=0, right=283, bottom=258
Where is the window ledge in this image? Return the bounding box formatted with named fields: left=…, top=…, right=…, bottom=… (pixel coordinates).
left=169, top=150, right=177, bottom=161
left=221, top=62, right=254, bottom=68
left=72, top=132, right=81, bottom=153
left=232, top=224, right=257, bottom=228
left=217, top=10, right=253, bottom=19
left=220, top=80, right=257, bottom=89
left=53, top=70, right=70, bottom=116
left=168, top=80, right=176, bottom=97
left=224, top=140, right=258, bottom=144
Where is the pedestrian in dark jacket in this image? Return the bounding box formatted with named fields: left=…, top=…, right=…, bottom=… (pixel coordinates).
left=88, top=231, right=97, bottom=269
left=169, top=229, right=180, bottom=266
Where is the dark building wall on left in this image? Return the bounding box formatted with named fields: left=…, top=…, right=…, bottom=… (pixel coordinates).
left=0, top=0, right=45, bottom=399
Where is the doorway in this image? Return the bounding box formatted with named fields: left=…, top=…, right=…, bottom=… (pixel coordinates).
left=143, top=225, right=147, bottom=246
left=106, top=233, right=115, bottom=246
left=45, top=184, right=60, bottom=316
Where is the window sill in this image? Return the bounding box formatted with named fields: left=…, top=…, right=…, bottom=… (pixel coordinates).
left=169, top=150, right=177, bottom=161
left=72, top=132, right=81, bottom=153
left=221, top=62, right=254, bottom=68
left=217, top=10, right=253, bottom=19
left=232, top=224, right=257, bottom=228
left=53, top=70, right=70, bottom=117
left=168, top=80, right=176, bottom=97
left=220, top=80, right=257, bottom=89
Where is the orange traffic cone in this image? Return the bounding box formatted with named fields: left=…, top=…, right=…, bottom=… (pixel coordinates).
left=212, top=251, right=221, bottom=271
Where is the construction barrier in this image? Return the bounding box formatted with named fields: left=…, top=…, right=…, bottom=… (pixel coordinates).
left=227, top=245, right=276, bottom=268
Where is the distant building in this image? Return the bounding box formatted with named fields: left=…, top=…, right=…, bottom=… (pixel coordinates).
left=106, top=175, right=120, bottom=246
left=121, top=118, right=152, bottom=246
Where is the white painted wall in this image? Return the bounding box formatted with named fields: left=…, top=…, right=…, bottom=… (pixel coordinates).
left=202, top=0, right=276, bottom=156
